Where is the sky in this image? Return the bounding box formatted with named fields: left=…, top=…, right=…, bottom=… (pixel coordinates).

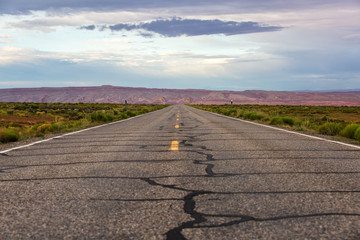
left=0, top=0, right=359, bottom=91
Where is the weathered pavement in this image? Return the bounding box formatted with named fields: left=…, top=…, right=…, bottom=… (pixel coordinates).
left=0, top=105, right=359, bottom=239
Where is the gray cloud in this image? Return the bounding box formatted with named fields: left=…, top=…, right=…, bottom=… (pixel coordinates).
left=138, top=32, right=154, bottom=38
left=79, top=25, right=96, bottom=30
left=0, top=0, right=356, bottom=15
left=82, top=18, right=283, bottom=37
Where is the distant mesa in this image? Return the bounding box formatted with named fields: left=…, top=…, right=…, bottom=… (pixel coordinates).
left=0, top=85, right=359, bottom=106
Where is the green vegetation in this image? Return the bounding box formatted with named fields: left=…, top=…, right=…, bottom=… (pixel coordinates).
left=354, top=128, right=360, bottom=140
left=339, top=124, right=359, bottom=139
left=0, top=129, right=19, bottom=143
left=318, top=122, right=343, bottom=136
left=191, top=104, right=360, bottom=142
left=90, top=112, right=114, bottom=122
left=270, top=116, right=284, bottom=125
left=0, top=102, right=169, bottom=144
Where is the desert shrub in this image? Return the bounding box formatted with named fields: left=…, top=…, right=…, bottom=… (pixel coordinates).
left=49, top=123, right=64, bottom=132
left=221, top=109, right=237, bottom=116
left=105, top=114, right=114, bottom=122
left=303, top=120, right=312, bottom=128
left=243, top=112, right=252, bottom=119
left=311, top=117, right=324, bottom=124
left=30, top=122, right=46, bottom=132
left=270, top=117, right=284, bottom=125
left=37, top=123, right=51, bottom=133
left=125, top=110, right=136, bottom=117
left=118, top=113, right=128, bottom=119
left=228, top=109, right=237, bottom=116
left=73, top=120, right=84, bottom=127
left=0, top=129, right=19, bottom=143
left=354, top=128, right=360, bottom=140
left=321, top=116, right=328, bottom=121
left=294, top=120, right=303, bottom=130
left=243, top=112, right=263, bottom=120
left=263, top=117, right=270, bottom=122
left=341, top=108, right=358, bottom=113
left=294, top=120, right=302, bottom=126
left=282, top=117, right=294, bottom=126
left=90, top=112, right=114, bottom=122
left=15, top=112, right=26, bottom=117
left=318, top=122, right=343, bottom=136
left=256, top=113, right=266, bottom=121
left=238, top=110, right=245, bottom=118
left=248, top=112, right=258, bottom=120
left=340, top=124, right=360, bottom=139
left=35, top=132, right=45, bottom=138
left=216, top=108, right=224, bottom=114
left=302, top=120, right=318, bottom=130
left=139, top=108, right=149, bottom=114
left=68, top=111, right=83, bottom=120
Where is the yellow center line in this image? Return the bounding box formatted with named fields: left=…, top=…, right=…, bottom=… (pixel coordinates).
left=175, top=125, right=179, bottom=129
left=176, top=118, right=179, bottom=121
left=169, top=141, right=179, bottom=151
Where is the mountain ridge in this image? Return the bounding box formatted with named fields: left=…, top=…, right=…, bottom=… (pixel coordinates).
left=1, top=85, right=359, bottom=106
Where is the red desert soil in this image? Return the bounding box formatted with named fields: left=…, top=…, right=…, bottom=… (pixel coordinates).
left=0, top=115, right=54, bottom=126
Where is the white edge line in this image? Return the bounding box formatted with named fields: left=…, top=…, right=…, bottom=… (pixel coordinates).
left=0, top=107, right=168, bottom=154
left=194, top=107, right=360, bottom=150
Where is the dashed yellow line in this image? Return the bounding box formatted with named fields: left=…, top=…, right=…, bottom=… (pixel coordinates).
left=170, top=141, right=179, bottom=151
left=170, top=111, right=181, bottom=151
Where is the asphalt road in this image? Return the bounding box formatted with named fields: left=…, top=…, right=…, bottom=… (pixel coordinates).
left=0, top=105, right=359, bottom=239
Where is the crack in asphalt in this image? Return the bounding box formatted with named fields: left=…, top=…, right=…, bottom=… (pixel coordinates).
left=138, top=175, right=360, bottom=239
left=140, top=177, right=213, bottom=240
left=1, top=107, right=359, bottom=239
left=2, top=151, right=360, bottom=240
left=165, top=191, right=211, bottom=240
left=140, top=113, right=360, bottom=239
left=148, top=123, right=248, bottom=238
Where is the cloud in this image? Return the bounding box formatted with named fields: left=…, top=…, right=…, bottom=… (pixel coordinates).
left=0, top=0, right=357, bottom=15
left=0, top=46, right=38, bottom=65
left=138, top=32, right=154, bottom=38
left=10, top=18, right=83, bottom=32
left=83, top=18, right=283, bottom=37
left=343, top=33, right=360, bottom=44
left=79, top=25, right=96, bottom=30
left=0, top=34, right=14, bottom=43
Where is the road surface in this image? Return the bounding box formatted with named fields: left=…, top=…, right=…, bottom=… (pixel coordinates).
left=1, top=105, right=359, bottom=239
